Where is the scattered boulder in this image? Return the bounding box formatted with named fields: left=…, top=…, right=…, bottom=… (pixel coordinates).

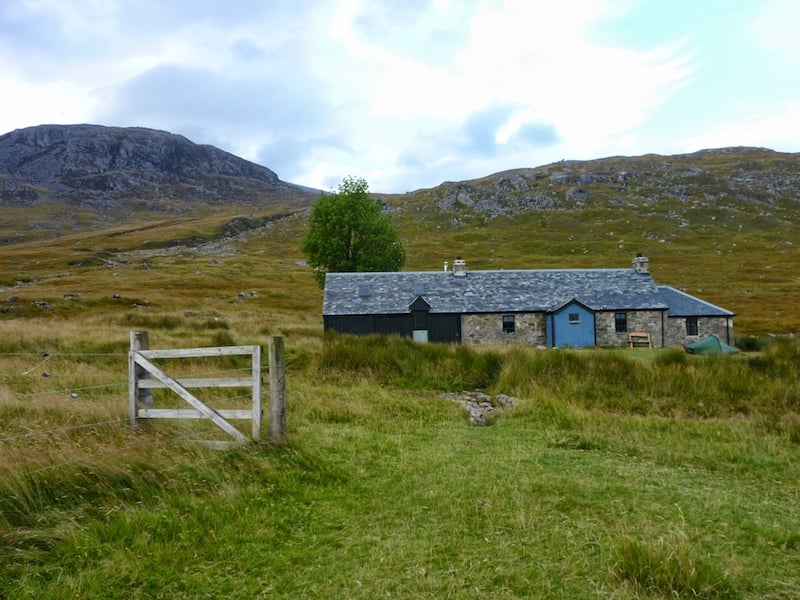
left=441, top=390, right=519, bottom=426
left=565, top=187, right=589, bottom=204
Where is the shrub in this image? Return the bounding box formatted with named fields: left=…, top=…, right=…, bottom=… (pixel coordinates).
left=736, top=335, right=770, bottom=352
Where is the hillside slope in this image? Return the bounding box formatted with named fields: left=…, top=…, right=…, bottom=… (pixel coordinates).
left=0, top=124, right=316, bottom=214
left=399, top=146, right=800, bottom=220
left=2, top=134, right=799, bottom=334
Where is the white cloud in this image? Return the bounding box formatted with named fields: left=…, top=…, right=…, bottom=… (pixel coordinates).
left=681, top=98, right=800, bottom=154
left=306, top=0, right=695, bottom=188
left=0, top=0, right=796, bottom=193
left=751, top=0, right=800, bottom=60
left=0, top=79, right=96, bottom=132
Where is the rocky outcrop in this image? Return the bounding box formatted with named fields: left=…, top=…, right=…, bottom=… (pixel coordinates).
left=435, top=172, right=560, bottom=216
left=442, top=391, right=519, bottom=426
left=421, top=147, right=800, bottom=219
left=0, top=124, right=316, bottom=212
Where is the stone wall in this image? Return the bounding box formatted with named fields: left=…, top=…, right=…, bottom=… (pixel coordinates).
left=595, top=310, right=665, bottom=348
left=664, top=316, right=734, bottom=347
left=460, top=311, right=733, bottom=348
left=462, top=313, right=547, bottom=345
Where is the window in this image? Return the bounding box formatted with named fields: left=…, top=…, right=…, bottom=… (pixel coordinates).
left=686, top=316, right=698, bottom=336
left=413, top=311, right=428, bottom=330
left=615, top=312, right=628, bottom=333
left=502, top=315, right=515, bottom=335
left=568, top=312, right=580, bottom=324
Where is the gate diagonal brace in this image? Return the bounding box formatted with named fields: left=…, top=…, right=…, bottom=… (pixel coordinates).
left=133, top=353, right=247, bottom=442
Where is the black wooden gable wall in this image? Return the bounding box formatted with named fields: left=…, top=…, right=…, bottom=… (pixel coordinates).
left=324, top=295, right=461, bottom=343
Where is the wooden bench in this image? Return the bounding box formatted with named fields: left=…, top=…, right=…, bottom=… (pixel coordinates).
left=628, top=332, right=652, bottom=349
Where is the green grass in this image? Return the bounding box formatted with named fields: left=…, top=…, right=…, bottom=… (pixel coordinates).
left=2, top=172, right=800, bottom=597
left=320, top=333, right=503, bottom=390
left=610, top=532, right=737, bottom=598
left=3, top=335, right=800, bottom=598
left=3, top=400, right=798, bottom=598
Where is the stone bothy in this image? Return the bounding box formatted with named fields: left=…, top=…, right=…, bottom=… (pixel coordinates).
left=322, top=256, right=734, bottom=348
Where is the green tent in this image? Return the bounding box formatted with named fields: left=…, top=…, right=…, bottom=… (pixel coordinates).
left=684, top=335, right=739, bottom=355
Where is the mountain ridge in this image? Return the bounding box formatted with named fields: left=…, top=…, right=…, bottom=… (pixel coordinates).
left=401, top=146, right=800, bottom=221
left=0, top=126, right=798, bottom=334
left=0, top=124, right=317, bottom=213
left=1, top=124, right=799, bottom=235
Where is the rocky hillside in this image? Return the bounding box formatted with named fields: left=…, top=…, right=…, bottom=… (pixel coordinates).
left=405, top=146, right=800, bottom=220
left=0, top=124, right=317, bottom=213
left=3, top=124, right=799, bottom=244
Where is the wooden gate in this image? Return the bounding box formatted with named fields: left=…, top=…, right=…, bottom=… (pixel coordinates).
left=128, top=331, right=286, bottom=445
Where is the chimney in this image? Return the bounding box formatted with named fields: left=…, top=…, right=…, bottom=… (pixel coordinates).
left=452, top=257, right=467, bottom=277
left=632, top=253, right=650, bottom=274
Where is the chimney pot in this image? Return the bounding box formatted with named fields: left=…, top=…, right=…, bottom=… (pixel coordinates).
left=632, top=254, right=650, bottom=274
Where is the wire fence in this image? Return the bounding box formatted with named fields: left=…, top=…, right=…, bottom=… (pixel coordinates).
left=0, top=351, right=263, bottom=375
left=0, top=418, right=128, bottom=443
left=0, top=348, right=272, bottom=476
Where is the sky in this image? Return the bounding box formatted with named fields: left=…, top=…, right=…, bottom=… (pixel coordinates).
left=1, top=0, right=799, bottom=194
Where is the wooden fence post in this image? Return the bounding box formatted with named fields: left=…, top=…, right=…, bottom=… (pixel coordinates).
left=129, top=330, right=152, bottom=430
left=268, top=336, right=286, bottom=444
left=251, top=344, right=262, bottom=440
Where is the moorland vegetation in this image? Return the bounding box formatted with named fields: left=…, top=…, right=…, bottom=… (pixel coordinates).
left=1, top=145, right=800, bottom=598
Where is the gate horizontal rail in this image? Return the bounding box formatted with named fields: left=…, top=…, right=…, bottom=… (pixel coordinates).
left=128, top=331, right=286, bottom=445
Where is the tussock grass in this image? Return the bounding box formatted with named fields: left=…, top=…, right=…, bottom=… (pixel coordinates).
left=319, top=333, right=503, bottom=390
left=492, top=342, right=800, bottom=421
left=3, top=338, right=800, bottom=597
left=610, top=531, right=737, bottom=598
left=3, top=197, right=800, bottom=597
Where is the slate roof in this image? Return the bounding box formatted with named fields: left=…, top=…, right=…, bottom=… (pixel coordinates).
left=323, top=267, right=675, bottom=316
left=656, top=285, right=734, bottom=317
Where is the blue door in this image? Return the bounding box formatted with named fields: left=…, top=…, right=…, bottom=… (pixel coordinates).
left=549, top=301, right=595, bottom=348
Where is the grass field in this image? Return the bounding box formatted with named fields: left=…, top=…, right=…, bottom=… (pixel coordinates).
left=2, top=197, right=800, bottom=598
left=2, top=329, right=799, bottom=598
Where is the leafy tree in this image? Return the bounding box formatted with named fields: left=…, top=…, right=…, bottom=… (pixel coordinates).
left=302, top=176, right=405, bottom=287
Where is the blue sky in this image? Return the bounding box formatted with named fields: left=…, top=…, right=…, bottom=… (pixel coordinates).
left=1, top=0, right=798, bottom=193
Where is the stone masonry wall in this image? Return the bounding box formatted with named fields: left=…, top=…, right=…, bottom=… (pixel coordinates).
left=664, top=317, right=734, bottom=347
left=462, top=313, right=547, bottom=345
left=595, top=310, right=665, bottom=348
left=461, top=311, right=732, bottom=348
